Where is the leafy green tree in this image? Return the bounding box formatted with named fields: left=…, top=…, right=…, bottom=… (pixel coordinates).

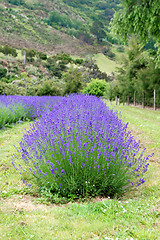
left=111, top=0, right=160, bottom=46
left=22, top=49, right=36, bottom=62
left=0, top=46, right=3, bottom=53
left=11, top=48, right=18, bottom=57
left=116, top=37, right=148, bottom=99
left=104, top=81, right=119, bottom=101
left=2, top=45, right=17, bottom=58
left=45, top=11, right=74, bottom=29
left=90, top=20, right=106, bottom=47
left=37, top=80, right=62, bottom=96
left=136, top=60, right=160, bottom=105
left=63, top=67, right=83, bottom=95
left=76, top=25, right=93, bottom=44
left=8, top=0, right=25, bottom=6
left=55, top=52, right=73, bottom=64
left=26, top=49, right=36, bottom=62
left=46, top=57, right=66, bottom=78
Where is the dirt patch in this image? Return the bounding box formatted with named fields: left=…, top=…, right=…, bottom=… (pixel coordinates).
left=129, top=104, right=160, bottom=111
left=0, top=163, right=10, bottom=171
left=0, top=195, right=54, bottom=212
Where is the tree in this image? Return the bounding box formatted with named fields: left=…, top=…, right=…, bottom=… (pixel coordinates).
left=8, top=0, right=25, bottom=6
left=115, top=37, right=148, bottom=99
left=76, top=25, right=94, bottom=44
left=63, top=67, right=83, bottom=95
left=0, top=46, right=3, bottom=53
left=90, top=20, right=106, bottom=47
left=111, top=0, right=160, bottom=45
left=11, top=48, right=18, bottom=57
left=2, top=45, right=17, bottom=59
left=37, top=80, right=61, bottom=96
left=22, top=49, right=36, bottom=62
left=26, top=49, right=36, bottom=62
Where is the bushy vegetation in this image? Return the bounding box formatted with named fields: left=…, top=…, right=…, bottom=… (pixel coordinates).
left=102, top=47, right=115, bottom=60
left=0, top=95, right=62, bottom=128
left=0, top=44, right=17, bottom=58
left=12, top=95, right=150, bottom=199
left=0, top=49, right=111, bottom=96
left=45, top=11, right=82, bottom=30
left=103, top=37, right=160, bottom=107
left=0, top=0, right=122, bottom=51
left=83, top=78, right=107, bottom=97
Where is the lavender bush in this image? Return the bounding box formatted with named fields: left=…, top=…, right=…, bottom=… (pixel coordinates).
left=12, top=95, right=150, bottom=198
left=0, top=95, right=62, bottom=128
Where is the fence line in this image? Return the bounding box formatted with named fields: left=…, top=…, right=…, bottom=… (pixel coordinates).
left=115, top=89, right=160, bottom=111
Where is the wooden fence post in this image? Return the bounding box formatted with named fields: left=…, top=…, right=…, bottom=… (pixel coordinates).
left=123, top=95, right=124, bottom=105
left=134, top=91, right=136, bottom=106
left=154, top=89, right=156, bottom=111
left=142, top=91, right=145, bottom=109
left=127, top=95, right=129, bottom=105
left=115, top=96, right=118, bottom=105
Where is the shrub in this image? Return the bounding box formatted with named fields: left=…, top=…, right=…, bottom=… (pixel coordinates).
left=0, top=67, right=7, bottom=79
left=74, top=58, right=84, bottom=65
left=37, top=52, right=47, bottom=61
left=117, top=46, right=125, bottom=53
left=37, top=80, right=62, bottom=96
left=25, top=65, right=38, bottom=75
left=83, top=78, right=107, bottom=97
left=55, top=52, right=73, bottom=64
left=1, top=45, right=18, bottom=58
left=0, top=81, right=7, bottom=95
left=102, top=47, right=115, bottom=60
left=12, top=95, right=150, bottom=199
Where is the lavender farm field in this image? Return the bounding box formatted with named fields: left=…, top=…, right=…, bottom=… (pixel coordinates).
left=0, top=95, right=62, bottom=129
left=0, top=95, right=160, bottom=240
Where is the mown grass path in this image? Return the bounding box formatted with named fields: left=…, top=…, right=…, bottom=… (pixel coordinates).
left=0, top=106, right=160, bottom=240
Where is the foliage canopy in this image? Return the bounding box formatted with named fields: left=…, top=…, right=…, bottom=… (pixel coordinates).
left=111, top=0, right=160, bottom=46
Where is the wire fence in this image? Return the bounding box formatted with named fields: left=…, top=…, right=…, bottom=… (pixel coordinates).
left=115, top=89, right=160, bottom=110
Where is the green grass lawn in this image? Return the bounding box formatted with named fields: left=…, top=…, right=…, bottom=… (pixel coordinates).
left=0, top=105, right=160, bottom=240
left=93, top=53, right=118, bottom=74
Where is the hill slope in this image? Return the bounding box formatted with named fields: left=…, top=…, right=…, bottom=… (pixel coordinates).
left=0, top=0, right=120, bottom=55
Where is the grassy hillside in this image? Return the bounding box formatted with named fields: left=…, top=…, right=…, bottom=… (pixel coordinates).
left=0, top=3, right=95, bottom=56
left=94, top=53, right=118, bottom=74
left=0, top=0, right=121, bottom=55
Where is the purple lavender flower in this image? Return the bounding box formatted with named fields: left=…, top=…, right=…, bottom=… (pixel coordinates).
left=11, top=94, right=151, bottom=198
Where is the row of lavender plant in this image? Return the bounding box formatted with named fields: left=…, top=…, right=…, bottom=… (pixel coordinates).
left=0, top=95, right=62, bottom=129
left=12, top=94, right=151, bottom=198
